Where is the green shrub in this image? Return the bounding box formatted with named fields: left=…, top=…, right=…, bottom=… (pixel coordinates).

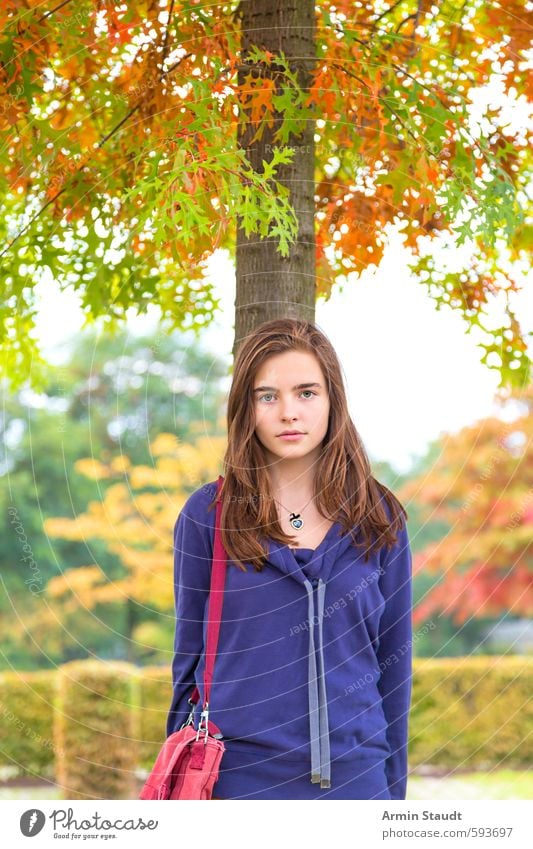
left=136, top=665, right=173, bottom=773
left=410, top=656, right=532, bottom=769
left=0, top=670, right=58, bottom=778
left=1, top=655, right=531, bottom=797
left=54, top=660, right=140, bottom=800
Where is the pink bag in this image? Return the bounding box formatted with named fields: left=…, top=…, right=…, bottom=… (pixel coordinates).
left=139, top=725, right=225, bottom=800
left=140, top=475, right=227, bottom=800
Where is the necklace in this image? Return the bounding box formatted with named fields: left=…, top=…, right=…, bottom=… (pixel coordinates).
left=271, top=491, right=316, bottom=531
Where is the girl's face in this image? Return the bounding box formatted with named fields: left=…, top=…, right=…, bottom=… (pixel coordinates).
left=252, top=349, right=330, bottom=467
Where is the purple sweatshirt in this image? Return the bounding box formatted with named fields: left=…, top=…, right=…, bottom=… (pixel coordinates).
left=166, top=480, right=413, bottom=800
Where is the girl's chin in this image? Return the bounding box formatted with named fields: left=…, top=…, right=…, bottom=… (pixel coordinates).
left=268, top=444, right=311, bottom=460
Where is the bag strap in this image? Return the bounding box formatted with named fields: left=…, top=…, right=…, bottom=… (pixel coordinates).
left=186, top=475, right=227, bottom=721
left=203, top=474, right=226, bottom=707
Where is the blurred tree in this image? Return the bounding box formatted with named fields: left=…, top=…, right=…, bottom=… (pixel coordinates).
left=399, top=384, right=533, bottom=627
left=56, top=326, right=229, bottom=462
left=44, top=433, right=225, bottom=663
left=0, top=327, right=228, bottom=667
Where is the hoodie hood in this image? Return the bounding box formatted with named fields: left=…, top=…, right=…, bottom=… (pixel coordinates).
left=262, top=520, right=353, bottom=586
left=261, top=522, right=356, bottom=788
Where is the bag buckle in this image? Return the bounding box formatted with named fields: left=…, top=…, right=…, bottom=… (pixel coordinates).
left=195, top=703, right=210, bottom=743
left=179, top=697, right=196, bottom=730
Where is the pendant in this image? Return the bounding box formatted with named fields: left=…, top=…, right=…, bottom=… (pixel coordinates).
left=289, top=512, right=304, bottom=530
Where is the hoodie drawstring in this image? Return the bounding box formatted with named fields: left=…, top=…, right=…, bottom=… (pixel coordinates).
left=304, top=577, right=331, bottom=788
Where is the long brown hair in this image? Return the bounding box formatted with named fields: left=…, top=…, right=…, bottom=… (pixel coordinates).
left=209, top=318, right=407, bottom=572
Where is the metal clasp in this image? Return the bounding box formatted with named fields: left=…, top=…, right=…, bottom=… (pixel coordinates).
left=195, top=702, right=210, bottom=743
left=179, top=696, right=196, bottom=729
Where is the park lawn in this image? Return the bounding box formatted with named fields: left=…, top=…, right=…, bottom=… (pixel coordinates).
left=407, top=770, right=532, bottom=800
left=0, top=771, right=531, bottom=800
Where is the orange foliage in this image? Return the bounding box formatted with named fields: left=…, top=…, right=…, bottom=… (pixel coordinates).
left=0, top=0, right=530, bottom=387
left=44, top=434, right=226, bottom=614
left=399, top=386, right=533, bottom=625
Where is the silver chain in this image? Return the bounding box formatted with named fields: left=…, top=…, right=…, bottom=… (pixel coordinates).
left=271, top=491, right=315, bottom=531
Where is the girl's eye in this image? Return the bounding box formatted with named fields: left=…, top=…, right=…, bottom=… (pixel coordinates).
left=258, top=390, right=316, bottom=402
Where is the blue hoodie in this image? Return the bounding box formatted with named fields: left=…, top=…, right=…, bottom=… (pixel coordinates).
left=166, top=480, right=413, bottom=800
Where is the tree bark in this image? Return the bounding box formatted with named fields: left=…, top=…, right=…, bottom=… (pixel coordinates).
left=234, top=0, right=317, bottom=360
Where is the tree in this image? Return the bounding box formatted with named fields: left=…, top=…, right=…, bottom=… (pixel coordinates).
left=44, top=433, right=225, bottom=662
left=0, top=325, right=227, bottom=589
left=0, top=326, right=228, bottom=667
left=55, top=325, right=229, bottom=460
left=0, top=0, right=530, bottom=390
left=398, top=384, right=533, bottom=626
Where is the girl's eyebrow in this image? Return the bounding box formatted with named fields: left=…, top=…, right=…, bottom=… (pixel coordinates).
left=253, top=382, right=322, bottom=393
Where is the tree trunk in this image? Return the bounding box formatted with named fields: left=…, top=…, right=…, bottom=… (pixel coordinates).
left=234, top=0, right=317, bottom=360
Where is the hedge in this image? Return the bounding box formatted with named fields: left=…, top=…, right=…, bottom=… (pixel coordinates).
left=409, top=655, right=532, bottom=769
left=0, top=656, right=530, bottom=797
left=54, top=660, right=140, bottom=800
left=136, top=664, right=174, bottom=773
left=0, top=669, right=57, bottom=778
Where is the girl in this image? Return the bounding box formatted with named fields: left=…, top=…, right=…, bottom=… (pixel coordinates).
left=166, top=318, right=413, bottom=800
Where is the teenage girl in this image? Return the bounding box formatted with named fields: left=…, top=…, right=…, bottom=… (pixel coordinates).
left=167, top=318, right=413, bottom=800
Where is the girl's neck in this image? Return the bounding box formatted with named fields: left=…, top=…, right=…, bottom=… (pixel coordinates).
left=268, top=470, right=316, bottom=503
left=265, top=446, right=322, bottom=501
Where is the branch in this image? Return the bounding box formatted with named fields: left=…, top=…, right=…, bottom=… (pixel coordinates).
left=390, top=63, right=489, bottom=163
left=330, top=60, right=371, bottom=92
left=164, top=52, right=193, bottom=76
left=450, top=0, right=470, bottom=62
left=0, top=103, right=141, bottom=260
left=381, top=100, right=423, bottom=151
left=395, top=12, right=417, bottom=34
left=408, top=0, right=424, bottom=56
left=97, top=104, right=140, bottom=149
left=0, top=47, right=199, bottom=261
left=332, top=22, right=369, bottom=48
left=160, top=0, right=175, bottom=80
left=371, top=0, right=405, bottom=29
left=390, top=62, right=447, bottom=102
left=329, top=59, right=426, bottom=155
left=37, top=0, right=74, bottom=24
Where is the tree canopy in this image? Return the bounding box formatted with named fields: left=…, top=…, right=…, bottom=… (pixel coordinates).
left=0, top=0, right=531, bottom=389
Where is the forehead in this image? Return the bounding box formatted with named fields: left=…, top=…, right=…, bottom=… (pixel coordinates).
left=254, top=349, right=324, bottom=384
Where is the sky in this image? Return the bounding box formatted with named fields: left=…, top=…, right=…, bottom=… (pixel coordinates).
left=32, top=233, right=532, bottom=476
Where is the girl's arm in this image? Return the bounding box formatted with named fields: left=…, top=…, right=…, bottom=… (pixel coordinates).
left=376, top=519, right=413, bottom=800
left=165, top=491, right=213, bottom=737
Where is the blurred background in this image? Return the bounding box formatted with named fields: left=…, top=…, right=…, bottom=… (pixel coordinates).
left=0, top=252, right=531, bottom=800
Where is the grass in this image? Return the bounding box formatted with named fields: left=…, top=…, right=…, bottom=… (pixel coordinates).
left=407, top=770, right=532, bottom=800
left=0, top=770, right=531, bottom=800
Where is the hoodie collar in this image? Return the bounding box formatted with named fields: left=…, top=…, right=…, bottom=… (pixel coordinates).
left=262, top=520, right=353, bottom=585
